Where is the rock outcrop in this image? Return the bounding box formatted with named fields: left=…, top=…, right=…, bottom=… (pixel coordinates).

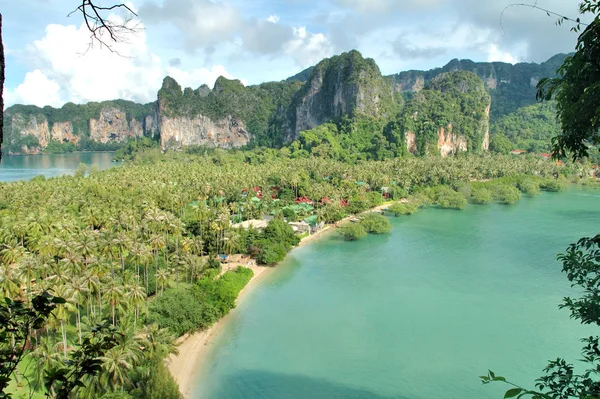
left=51, top=121, right=78, bottom=144
left=399, top=71, right=491, bottom=156
left=3, top=101, right=157, bottom=154
left=405, top=131, right=417, bottom=154
left=89, top=107, right=143, bottom=143
left=160, top=115, right=250, bottom=150
left=437, top=124, right=468, bottom=157
left=293, top=50, right=395, bottom=136
left=12, top=114, right=49, bottom=147
left=387, top=53, right=567, bottom=119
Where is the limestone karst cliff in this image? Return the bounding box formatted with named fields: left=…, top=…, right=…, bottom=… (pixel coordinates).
left=292, top=50, right=396, bottom=134
left=3, top=49, right=562, bottom=157
left=3, top=101, right=156, bottom=155
left=399, top=71, right=491, bottom=156
left=387, top=53, right=567, bottom=120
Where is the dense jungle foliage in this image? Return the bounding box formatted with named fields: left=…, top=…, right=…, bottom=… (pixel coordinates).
left=0, top=142, right=598, bottom=397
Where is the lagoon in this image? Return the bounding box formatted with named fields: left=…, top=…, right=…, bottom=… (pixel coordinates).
left=0, top=152, right=117, bottom=182
left=195, top=189, right=600, bottom=399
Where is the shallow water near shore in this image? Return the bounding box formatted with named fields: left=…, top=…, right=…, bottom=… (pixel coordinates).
left=0, top=152, right=116, bottom=182
left=194, top=189, right=600, bottom=399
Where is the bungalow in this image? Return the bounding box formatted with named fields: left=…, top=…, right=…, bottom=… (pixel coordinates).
left=231, top=219, right=269, bottom=230
left=510, top=150, right=526, bottom=155
left=288, top=221, right=310, bottom=234
left=540, top=153, right=552, bottom=159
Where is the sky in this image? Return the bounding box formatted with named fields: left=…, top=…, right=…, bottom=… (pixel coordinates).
left=1, top=0, right=586, bottom=108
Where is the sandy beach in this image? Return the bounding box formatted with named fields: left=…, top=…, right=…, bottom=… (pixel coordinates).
left=167, top=202, right=393, bottom=397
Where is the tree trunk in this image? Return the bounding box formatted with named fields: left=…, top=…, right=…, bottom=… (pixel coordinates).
left=0, top=13, right=5, bottom=161
left=77, top=307, right=82, bottom=344
left=61, top=320, right=67, bottom=359
left=145, top=262, right=149, bottom=299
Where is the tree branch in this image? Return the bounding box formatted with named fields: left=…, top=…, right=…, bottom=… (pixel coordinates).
left=67, top=0, right=142, bottom=55
left=500, top=2, right=589, bottom=36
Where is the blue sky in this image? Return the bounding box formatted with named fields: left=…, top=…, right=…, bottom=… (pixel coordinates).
left=2, top=0, right=584, bottom=107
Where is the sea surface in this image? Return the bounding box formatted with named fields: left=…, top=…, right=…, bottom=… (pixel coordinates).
left=196, top=189, right=600, bottom=399
left=0, top=152, right=117, bottom=182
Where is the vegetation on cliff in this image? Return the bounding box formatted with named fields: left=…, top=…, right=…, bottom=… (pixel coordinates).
left=399, top=71, right=491, bottom=155
left=3, top=51, right=578, bottom=158
left=3, top=100, right=156, bottom=154
left=387, top=53, right=568, bottom=121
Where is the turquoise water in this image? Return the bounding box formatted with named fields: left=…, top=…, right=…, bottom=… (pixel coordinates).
left=196, top=189, right=600, bottom=399
left=0, top=152, right=117, bottom=182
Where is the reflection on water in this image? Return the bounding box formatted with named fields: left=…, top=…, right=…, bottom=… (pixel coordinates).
left=0, top=152, right=117, bottom=182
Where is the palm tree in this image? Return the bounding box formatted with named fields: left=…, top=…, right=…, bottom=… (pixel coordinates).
left=154, top=268, right=170, bottom=296
left=128, top=243, right=152, bottom=295
left=112, top=232, right=131, bottom=274
left=99, top=346, right=136, bottom=392
left=30, top=337, right=60, bottom=392
left=51, top=284, right=75, bottom=359
left=17, top=253, right=38, bottom=304
left=124, top=281, right=145, bottom=326
left=0, top=264, right=22, bottom=298
left=70, top=276, right=89, bottom=344
left=103, top=280, right=124, bottom=326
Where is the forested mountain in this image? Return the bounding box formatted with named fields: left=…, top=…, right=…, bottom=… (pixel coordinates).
left=387, top=53, right=567, bottom=120
left=2, top=51, right=565, bottom=157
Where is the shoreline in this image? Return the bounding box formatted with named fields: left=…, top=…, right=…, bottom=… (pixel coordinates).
left=167, top=202, right=393, bottom=398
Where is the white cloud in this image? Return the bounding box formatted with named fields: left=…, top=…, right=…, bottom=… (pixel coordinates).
left=487, top=44, right=518, bottom=64
left=6, top=17, right=245, bottom=108
left=285, top=27, right=334, bottom=67
left=267, top=15, right=280, bottom=24
left=4, top=69, right=62, bottom=107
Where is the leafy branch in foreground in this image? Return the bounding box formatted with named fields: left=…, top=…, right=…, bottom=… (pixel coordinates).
left=0, top=293, right=63, bottom=398
left=44, top=320, right=119, bottom=399
left=536, top=1, right=600, bottom=160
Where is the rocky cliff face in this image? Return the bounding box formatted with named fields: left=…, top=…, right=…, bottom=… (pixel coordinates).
left=160, top=114, right=250, bottom=149
left=399, top=71, right=491, bottom=157
left=156, top=50, right=397, bottom=149
left=387, top=53, right=567, bottom=120
left=293, top=50, right=395, bottom=136
left=3, top=101, right=157, bottom=155
left=51, top=121, right=78, bottom=144
left=89, top=107, right=144, bottom=143
left=18, top=114, right=49, bottom=147
left=437, top=124, right=467, bottom=156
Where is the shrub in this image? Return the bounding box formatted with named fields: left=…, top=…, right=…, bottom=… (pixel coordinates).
left=262, top=219, right=300, bottom=247
left=518, top=179, right=541, bottom=197
left=435, top=187, right=467, bottom=210
left=196, top=267, right=254, bottom=314
left=148, top=289, right=216, bottom=336
left=493, top=184, right=522, bottom=204
left=457, top=184, right=472, bottom=199
left=470, top=188, right=493, bottom=204
left=360, top=213, right=392, bottom=234
left=339, top=222, right=367, bottom=241
left=282, top=208, right=297, bottom=221
left=150, top=267, right=253, bottom=336
left=255, top=239, right=289, bottom=265
left=388, top=202, right=418, bottom=216
left=541, top=177, right=568, bottom=192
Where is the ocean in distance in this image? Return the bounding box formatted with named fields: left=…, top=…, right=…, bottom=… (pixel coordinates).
left=0, top=152, right=117, bottom=182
